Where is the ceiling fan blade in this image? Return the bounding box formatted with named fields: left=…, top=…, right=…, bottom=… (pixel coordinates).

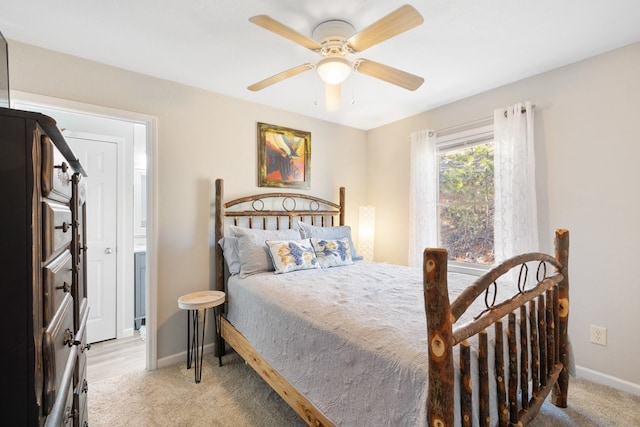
left=347, top=5, right=423, bottom=52
left=248, top=64, right=314, bottom=91
left=354, top=59, right=424, bottom=91
left=325, top=83, right=341, bottom=112
left=249, top=15, right=322, bottom=51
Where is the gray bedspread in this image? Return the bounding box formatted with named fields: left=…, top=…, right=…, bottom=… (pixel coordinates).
left=226, top=261, right=480, bottom=427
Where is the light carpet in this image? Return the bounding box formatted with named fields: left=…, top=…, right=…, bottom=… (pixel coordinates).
left=88, top=352, right=640, bottom=426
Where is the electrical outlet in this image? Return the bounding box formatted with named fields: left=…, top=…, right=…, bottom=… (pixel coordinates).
left=590, top=325, right=607, bottom=346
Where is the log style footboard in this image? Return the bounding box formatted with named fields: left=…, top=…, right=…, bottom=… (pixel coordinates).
left=424, top=229, right=569, bottom=427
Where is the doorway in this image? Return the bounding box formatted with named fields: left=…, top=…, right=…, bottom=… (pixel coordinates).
left=65, top=132, right=120, bottom=343
left=13, top=92, right=157, bottom=370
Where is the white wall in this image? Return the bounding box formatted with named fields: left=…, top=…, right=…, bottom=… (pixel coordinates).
left=9, top=41, right=368, bottom=361
left=367, top=42, right=640, bottom=391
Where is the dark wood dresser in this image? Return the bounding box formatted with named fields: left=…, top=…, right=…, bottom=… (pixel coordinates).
left=0, top=107, right=90, bottom=426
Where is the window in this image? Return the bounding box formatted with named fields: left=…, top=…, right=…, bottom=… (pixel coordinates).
left=410, top=104, right=535, bottom=271
left=435, top=125, right=494, bottom=269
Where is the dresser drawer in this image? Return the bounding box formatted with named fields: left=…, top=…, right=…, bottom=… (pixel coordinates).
left=43, top=250, right=73, bottom=326
left=42, top=134, right=73, bottom=202
left=75, top=306, right=90, bottom=427
left=76, top=177, right=87, bottom=208
left=44, top=366, right=75, bottom=427
left=74, top=366, right=88, bottom=427
left=43, top=294, right=75, bottom=416
left=43, top=200, right=73, bottom=263
left=75, top=305, right=90, bottom=381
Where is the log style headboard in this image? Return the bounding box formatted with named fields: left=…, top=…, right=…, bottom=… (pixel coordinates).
left=214, top=178, right=345, bottom=292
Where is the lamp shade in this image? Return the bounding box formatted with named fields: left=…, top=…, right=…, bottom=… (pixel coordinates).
left=316, top=57, right=352, bottom=84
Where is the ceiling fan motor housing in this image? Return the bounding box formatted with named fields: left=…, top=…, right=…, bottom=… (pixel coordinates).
left=312, top=19, right=356, bottom=56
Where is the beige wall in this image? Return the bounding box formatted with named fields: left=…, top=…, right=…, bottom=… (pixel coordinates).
left=367, top=42, right=640, bottom=390
left=9, top=41, right=368, bottom=361
left=10, top=38, right=640, bottom=392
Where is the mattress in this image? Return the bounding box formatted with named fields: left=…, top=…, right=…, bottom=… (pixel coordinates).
left=226, top=261, right=486, bottom=427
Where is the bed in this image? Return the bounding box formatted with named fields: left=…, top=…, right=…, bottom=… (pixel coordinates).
left=213, top=178, right=570, bottom=427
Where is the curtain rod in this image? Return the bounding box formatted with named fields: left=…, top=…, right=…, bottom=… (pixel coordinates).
left=432, top=104, right=536, bottom=136
left=505, top=104, right=536, bottom=118
left=431, top=116, right=492, bottom=137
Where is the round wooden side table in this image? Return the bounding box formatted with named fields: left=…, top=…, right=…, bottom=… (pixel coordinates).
left=177, top=290, right=225, bottom=383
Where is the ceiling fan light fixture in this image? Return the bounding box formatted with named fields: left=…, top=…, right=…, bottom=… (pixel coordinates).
left=316, top=57, right=352, bottom=85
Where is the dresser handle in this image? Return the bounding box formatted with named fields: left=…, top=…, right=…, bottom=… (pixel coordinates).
left=63, top=405, right=74, bottom=425
left=56, top=222, right=71, bottom=232
left=55, top=162, right=69, bottom=173
left=63, top=329, right=75, bottom=347
left=70, top=335, right=89, bottom=347
left=56, top=281, right=72, bottom=293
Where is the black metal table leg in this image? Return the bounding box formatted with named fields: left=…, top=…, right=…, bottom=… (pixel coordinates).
left=187, top=308, right=208, bottom=383
left=214, top=306, right=222, bottom=367
left=186, top=309, right=192, bottom=369
left=198, top=308, right=207, bottom=383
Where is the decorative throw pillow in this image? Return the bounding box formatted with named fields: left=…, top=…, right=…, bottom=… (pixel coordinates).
left=217, top=236, right=241, bottom=275
left=231, top=225, right=301, bottom=277
left=311, top=237, right=353, bottom=268
left=298, top=221, right=363, bottom=261
left=266, top=239, right=319, bottom=274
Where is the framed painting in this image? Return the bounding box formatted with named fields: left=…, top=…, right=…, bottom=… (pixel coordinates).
left=257, top=122, right=311, bottom=189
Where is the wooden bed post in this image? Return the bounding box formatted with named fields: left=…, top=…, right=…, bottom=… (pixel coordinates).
left=552, top=229, right=570, bottom=407
left=424, top=248, right=454, bottom=427
left=339, top=187, right=345, bottom=226
left=214, top=179, right=225, bottom=293
left=214, top=179, right=226, bottom=359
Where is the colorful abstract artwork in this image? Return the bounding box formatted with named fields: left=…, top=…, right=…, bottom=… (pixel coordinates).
left=257, top=122, right=311, bottom=189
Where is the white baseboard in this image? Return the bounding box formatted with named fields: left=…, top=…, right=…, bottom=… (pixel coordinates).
left=575, top=365, right=640, bottom=396
left=157, top=343, right=216, bottom=369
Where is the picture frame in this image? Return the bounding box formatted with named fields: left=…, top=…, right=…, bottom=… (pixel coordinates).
left=257, top=122, right=311, bottom=189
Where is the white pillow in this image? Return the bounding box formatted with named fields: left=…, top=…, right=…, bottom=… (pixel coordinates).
left=231, top=225, right=300, bottom=277
left=298, top=221, right=363, bottom=261
left=218, top=237, right=240, bottom=275
left=266, top=239, right=320, bottom=274
left=311, top=237, right=353, bottom=268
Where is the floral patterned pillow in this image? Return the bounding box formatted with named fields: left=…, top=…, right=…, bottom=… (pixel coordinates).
left=298, top=221, right=363, bottom=261
left=265, top=239, right=320, bottom=274
left=311, top=237, right=353, bottom=268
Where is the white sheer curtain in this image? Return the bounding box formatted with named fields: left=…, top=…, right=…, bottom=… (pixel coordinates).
left=493, top=101, right=538, bottom=263
left=408, top=130, right=437, bottom=267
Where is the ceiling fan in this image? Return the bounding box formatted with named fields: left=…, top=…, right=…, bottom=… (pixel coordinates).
left=247, top=4, right=425, bottom=111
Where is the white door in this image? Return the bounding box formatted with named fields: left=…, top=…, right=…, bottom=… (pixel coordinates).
left=67, top=134, right=119, bottom=343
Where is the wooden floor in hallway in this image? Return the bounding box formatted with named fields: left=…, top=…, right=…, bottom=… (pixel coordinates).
left=87, top=330, right=146, bottom=383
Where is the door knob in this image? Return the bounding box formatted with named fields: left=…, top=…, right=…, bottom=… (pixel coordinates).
left=105, top=248, right=113, bottom=254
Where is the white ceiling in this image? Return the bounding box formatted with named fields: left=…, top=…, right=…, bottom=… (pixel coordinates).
left=1, top=1, right=639, bottom=130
